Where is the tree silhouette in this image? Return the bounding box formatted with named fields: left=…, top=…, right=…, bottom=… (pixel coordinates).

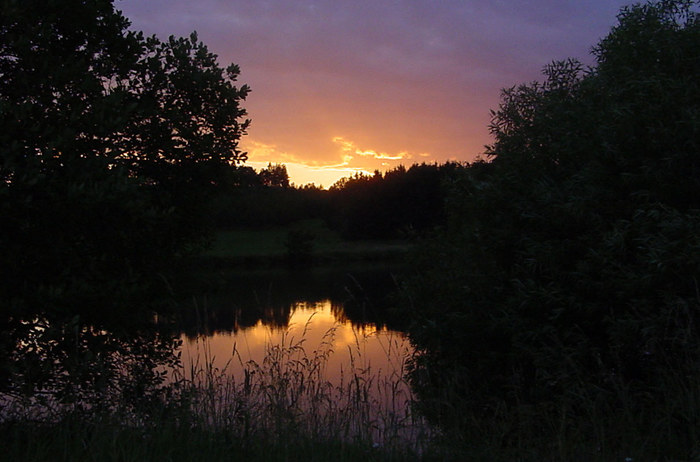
left=328, top=163, right=460, bottom=239
left=1, top=0, right=249, bottom=313
left=1, top=0, right=251, bottom=403
left=258, top=162, right=290, bottom=188
left=408, top=1, right=700, bottom=454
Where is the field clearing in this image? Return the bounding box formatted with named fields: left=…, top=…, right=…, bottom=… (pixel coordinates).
left=203, top=220, right=411, bottom=263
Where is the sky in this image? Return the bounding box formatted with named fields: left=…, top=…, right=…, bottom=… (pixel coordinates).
left=117, top=0, right=632, bottom=187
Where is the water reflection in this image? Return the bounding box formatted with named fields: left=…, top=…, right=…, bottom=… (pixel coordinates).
left=177, top=266, right=407, bottom=336
left=176, top=266, right=413, bottom=393
left=1, top=312, right=180, bottom=415
left=180, top=299, right=412, bottom=389
left=172, top=276, right=427, bottom=449
left=0, top=266, right=427, bottom=448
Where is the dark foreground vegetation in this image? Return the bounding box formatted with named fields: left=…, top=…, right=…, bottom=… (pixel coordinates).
left=2, top=0, right=700, bottom=460
left=0, top=1, right=433, bottom=460
left=406, top=1, right=700, bottom=459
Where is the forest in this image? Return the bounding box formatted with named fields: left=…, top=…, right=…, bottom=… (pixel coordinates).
left=211, top=161, right=460, bottom=239
left=2, top=0, right=700, bottom=460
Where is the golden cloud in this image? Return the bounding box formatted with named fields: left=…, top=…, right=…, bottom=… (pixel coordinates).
left=332, top=136, right=408, bottom=161
left=242, top=135, right=435, bottom=187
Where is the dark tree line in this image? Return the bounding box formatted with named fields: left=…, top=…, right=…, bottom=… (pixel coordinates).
left=212, top=162, right=462, bottom=240
left=211, top=163, right=330, bottom=228
left=176, top=268, right=404, bottom=339
left=407, top=1, right=700, bottom=457
left=327, top=163, right=462, bottom=239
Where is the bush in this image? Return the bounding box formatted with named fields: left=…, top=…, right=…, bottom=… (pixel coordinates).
left=406, top=1, right=700, bottom=458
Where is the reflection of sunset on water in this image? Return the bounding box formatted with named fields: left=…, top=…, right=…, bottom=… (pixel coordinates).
left=179, top=299, right=412, bottom=387
left=173, top=296, right=424, bottom=447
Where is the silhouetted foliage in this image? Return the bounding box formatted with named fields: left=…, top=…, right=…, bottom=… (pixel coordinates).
left=0, top=0, right=248, bottom=399
left=407, top=1, right=700, bottom=457
left=211, top=162, right=459, bottom=236
left=259, top=162, right=290, bottom=188
left=328, top=163, right=461, bottom=239
left=1, top=0, right=249, bottom=310
left=213, top=181, right=329, bottom=228
left=175, top=267, right=405, bottom=339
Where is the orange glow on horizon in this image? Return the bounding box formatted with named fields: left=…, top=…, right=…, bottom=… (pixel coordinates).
left=246, top=160, right=371, bottom=189
left=332, top=136, right=407, bottom=161
left=242, top=135, right=434, bottom=187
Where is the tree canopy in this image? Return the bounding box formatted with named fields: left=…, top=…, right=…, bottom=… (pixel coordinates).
left=0, top=0, right=250, bottom=314
left=407, top=0, right=700, bottom=456
left=0, top=0, right=252, bottom=403
left=328, top=163, right=461, bottom=239
left=258, top=162, right=290, bottom=188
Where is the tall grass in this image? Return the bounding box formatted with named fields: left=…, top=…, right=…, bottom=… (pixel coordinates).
left=0, top=316, right=434, bottom=461
left=173, top=316, right=433, bottom=456
left=409, top=350, right=700, bottom=461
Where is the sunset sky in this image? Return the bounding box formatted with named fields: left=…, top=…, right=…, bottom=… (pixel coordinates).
left=117, top=0, right=632, bottom=187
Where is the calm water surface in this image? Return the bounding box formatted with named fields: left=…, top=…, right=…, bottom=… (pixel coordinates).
left=0, top=265, right=424, bottom=447
left=175, top=266, right=413, bottom=393
left=180, top=299, right=411, bottom=387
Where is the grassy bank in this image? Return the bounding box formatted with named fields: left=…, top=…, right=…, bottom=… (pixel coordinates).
left=0, top=415, right=426, bottom=462
left=0, top=324, right=433, bottom=462
left=0, top=417, right=413, bottom=462
left=202, top=220, right=411, bottom=266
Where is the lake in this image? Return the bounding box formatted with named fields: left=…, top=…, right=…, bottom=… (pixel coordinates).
left=179, top=296, right=412, bottom=394
left=174, top=265, right=413, bottom=387
left=168, top=265, right=425, bottom=445
left=0, top=263, right=430, bottom=451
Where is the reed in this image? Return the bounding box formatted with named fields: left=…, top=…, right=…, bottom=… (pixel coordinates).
left=409, top=352, right=700, bottom=462
left=171, top=316, right=433, bottom=457
left=0, top=316, right=433, bottom=461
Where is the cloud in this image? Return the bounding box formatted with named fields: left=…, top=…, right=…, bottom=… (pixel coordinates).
left=118, top=0, right=633, bottom=185
left=332, top=136, right=409, bottom=161
left=244, top=132, right=443, bottom=186
left=243, top=137, right=372, bottom=187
